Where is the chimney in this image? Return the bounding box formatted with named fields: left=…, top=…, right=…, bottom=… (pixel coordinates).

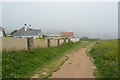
left=24, top=24, right=27, bottom=31
left=29, top=25, right=31, bottom=27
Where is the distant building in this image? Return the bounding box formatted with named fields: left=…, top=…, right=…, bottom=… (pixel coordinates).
left=11, top=24, right=42, bottom=38
left=47, top=34, right=62, bottom=39
left=0, top=26, right=5, bottom=37
left=60, top=32, right=74, bottom=38
left=70, top=38, right=80, bottom=42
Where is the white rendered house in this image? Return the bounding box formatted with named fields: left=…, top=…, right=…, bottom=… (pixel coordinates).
left=11, top=24, right=42, bottom=38
left=0, top=27, right=5, bottom=37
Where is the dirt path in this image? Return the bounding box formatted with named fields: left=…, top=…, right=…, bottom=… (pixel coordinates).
left=50, top=45, right=95, bottom=78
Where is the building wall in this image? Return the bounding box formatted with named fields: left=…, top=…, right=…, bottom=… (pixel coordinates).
left=50, top=39, right=58, bottom=47
left=33, top=39, right=48, bottom=48
left=14, top=36, right=39, bottom=39
left=0, top=31, right=3, bottom=37
left=2, top=37, right=28, bottom=51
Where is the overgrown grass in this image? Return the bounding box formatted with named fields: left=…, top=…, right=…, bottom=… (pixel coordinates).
left=2, top=39, right=96, bottom=78
left=88, top=40, right=118, bottom=78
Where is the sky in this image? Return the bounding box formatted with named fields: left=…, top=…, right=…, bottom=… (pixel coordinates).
left=0, top=2, right=118, bottom=39
left=1, top=0, right=119, bottom=2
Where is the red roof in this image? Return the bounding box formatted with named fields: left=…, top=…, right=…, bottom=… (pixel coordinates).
left=60, top=32, right=74, bottom=37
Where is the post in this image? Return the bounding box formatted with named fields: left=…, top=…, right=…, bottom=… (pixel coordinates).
left=47, top=39, right=50, bottom=47
left=27, top=38, right=33, bottom=50
left=58, top=39, right=60, bottom=46
left=64, top=38, right=66, bottom=43
left=68, top=38, right=71, bottom=42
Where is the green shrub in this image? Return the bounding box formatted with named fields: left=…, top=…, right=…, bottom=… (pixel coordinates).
left=88, top=40, right=118, bottom=78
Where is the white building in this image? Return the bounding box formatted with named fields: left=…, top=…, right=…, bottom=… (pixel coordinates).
left=70, top=38, right=80, bottom=42
left=0, top=26, right=5, bottom=37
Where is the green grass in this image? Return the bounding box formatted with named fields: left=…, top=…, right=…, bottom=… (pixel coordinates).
left=2, top=39, right=96, bottom=78
left=5, top=36, right=14, bottom=37
left=88, top=40, right=118, bottom=78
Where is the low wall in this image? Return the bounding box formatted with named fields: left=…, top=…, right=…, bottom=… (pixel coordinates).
left=33, top=39, right=48, bottom=48
left=1, top=37, right=70, bottom=52
left=0, top=38, right=2, bottom=52
left=2, top=37, right=28, bottom=51
left=66, top=39, right=69, bottom=43
left=50, top=39, right=58, bottom=47
left=59, top=39, right=64, bottom=45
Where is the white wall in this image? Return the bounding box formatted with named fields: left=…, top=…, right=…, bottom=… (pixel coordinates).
left=14, top=36, right=39, bottom=38
left=70, top=38, right=80, bottom=42
left=0, top=31, right=3, bottom=37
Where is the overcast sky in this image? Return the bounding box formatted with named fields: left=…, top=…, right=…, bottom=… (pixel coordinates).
left=1, top=2, right=118, bottom=39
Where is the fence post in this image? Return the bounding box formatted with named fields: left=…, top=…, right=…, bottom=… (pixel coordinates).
left=64, top=38, right=66, bottom=43
left=27, top=38, right=33, bottom=50
left=47, top=39, right=50, bottom=47
left=58, top=39, right=60, bottom=46
left=68, top=38, right=71, bottom=42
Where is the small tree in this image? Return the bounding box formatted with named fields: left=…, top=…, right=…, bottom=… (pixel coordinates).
left=3, top=31, right=6, bottom=37
left=42, top=35, right=46, bottom=37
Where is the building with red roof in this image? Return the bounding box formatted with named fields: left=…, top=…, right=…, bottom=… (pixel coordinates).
left=60, top=32, right=74, bottom=38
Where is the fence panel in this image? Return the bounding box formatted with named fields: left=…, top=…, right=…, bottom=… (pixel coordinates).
left=59, top=39, right=64, bottom=45
left=33, top=39, right=48, bottom=48
left=2, top=37, right=28, bottom=51
left=66, top=39, right=69, bottom=43
left=50, top=39, right=58, bottom=47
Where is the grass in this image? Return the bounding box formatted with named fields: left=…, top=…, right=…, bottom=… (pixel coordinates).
left=88, top=40, right=118, bottom=78
left=2, top=39, right=96, bottom=78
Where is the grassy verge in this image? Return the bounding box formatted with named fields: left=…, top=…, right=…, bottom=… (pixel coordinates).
left=88, top=40, right=118, bottom=78
left=2, top=39, right=96, bottom=78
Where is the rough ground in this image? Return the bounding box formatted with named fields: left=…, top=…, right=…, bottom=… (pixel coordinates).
left=50, top=45, right=95, bottom=78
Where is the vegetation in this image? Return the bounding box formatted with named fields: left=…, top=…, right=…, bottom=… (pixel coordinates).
left=5, top=36, right=14, bottom=37
left=88, top=40, right=118, bottom=78
left=36, top=37, right=46, bottom=39
left=3, top=31, right=6, bottom=37
left=2, top=39, right=96, bottom=78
